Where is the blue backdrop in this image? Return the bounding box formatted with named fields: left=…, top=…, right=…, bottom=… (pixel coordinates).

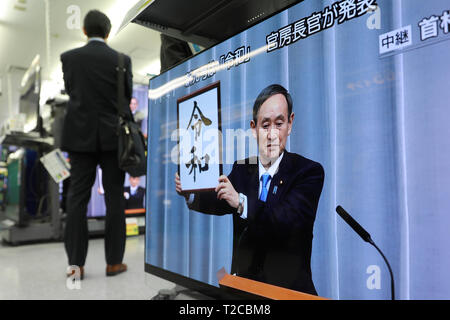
left=146, top=0, right=450, bottom=299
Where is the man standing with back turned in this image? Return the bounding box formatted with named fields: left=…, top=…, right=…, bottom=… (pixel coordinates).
left=175, top=84, right=324, bottom=294
left=62, top=10, right=132, bottom=279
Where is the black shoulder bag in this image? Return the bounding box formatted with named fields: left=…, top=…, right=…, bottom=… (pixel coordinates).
left=116, top=53, right=147, bottom=177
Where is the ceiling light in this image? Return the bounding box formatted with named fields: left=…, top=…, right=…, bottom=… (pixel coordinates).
left=0, top=1, right=11, bottom=21
left=142, top=59, right=161, bottom=77
left=106, top=0, right=142, bottom=39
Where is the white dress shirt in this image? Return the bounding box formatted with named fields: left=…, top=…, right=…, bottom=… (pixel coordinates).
left=88, top=37, right=105, bottom=43
left=130, top=185, right=138, bottom=196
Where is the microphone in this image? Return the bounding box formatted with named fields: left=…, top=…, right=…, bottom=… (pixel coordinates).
left=336, top=205, right=395, bottom=300
left=336, top=205, right=373, bottom=244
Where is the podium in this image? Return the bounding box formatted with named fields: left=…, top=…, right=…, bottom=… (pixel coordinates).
left=217, top=268, right=328, bottom=300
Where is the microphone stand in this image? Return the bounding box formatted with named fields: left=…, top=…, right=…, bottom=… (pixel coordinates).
left=336, top=206, right=395, bottom=300
left=367, top=238, right=395, bottom=300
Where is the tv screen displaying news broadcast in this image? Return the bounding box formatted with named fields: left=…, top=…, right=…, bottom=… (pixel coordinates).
left=146, top=0, right=450, bottom=299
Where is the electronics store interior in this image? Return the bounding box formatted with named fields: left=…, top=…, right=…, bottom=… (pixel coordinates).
left=1, top=0, right=450, bottom=301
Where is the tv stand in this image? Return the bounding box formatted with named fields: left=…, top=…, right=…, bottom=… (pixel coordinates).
left=151, top=285, right=214, bottom=300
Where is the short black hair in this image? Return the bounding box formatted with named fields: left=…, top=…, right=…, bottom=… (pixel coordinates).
left=252, top=84, right=293, bottom=124
left=83, top=10, right=111, bottom=38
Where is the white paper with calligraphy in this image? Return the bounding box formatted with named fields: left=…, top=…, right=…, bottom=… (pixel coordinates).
left=177, top=82, right=222, bottom=192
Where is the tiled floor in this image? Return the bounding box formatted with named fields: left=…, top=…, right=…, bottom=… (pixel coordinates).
left=0, top=234, right=179, bottom=300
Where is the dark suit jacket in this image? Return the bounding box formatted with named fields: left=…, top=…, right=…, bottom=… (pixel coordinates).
left=60, top=40, right=133, bottom=152
left=124, top=186, right=145, bottom=209
left=188, top=151, right=324, bottom=295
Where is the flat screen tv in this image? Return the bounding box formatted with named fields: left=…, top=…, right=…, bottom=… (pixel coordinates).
left=19, top=55, right=41, bottom=133
left=146, top=0, right=450, bottom=300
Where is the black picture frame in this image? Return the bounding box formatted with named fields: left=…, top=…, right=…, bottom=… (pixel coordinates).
left=176, top=81, right=223, bottom=193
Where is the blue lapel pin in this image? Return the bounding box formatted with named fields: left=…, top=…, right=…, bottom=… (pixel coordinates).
left=273, top=186, right=278, bottom=194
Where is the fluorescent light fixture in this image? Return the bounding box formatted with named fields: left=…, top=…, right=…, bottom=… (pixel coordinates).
left=142, top=59, right=161, bottom=77
left=0, top=0, right=11, bottom=21
left=107, top=0, right=146, bottom=39
left=117, top=0, right=156, bottom=35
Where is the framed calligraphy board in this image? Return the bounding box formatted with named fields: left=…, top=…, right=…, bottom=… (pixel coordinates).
left=177, top=82, right=223, bottom=193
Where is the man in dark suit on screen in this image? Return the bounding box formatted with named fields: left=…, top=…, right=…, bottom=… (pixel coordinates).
left=62, top=10, right=132, bottom=279
left=124, top=176, right=145, bottom=209
left=175, top=84, right=324, bottom=294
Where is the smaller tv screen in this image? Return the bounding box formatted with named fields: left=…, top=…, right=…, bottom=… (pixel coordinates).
left=19, top=55, right=41, bottom=133
left=86, top=85, right=148, bottom=218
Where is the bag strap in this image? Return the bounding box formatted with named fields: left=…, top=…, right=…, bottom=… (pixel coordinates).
left=117, top=53, right=126, bottom=118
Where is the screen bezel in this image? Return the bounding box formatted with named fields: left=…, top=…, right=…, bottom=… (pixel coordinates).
left=148, top=0, right=304, bottom=80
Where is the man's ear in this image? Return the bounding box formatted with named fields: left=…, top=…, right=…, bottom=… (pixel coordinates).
left=250, top=120, right=257, bottom=139
left=83, top=27, right=87, bottom=37
left=104, top=32, right=110, bottom=41
left=288, top=112, right=294, bottom=135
